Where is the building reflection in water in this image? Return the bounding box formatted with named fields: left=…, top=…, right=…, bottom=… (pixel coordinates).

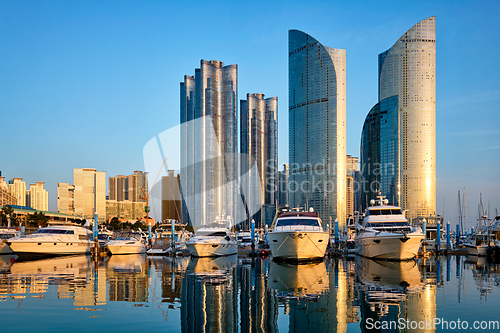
left=239, top=257, right=278, bottom=333
left=0, top=255, right=106, bottom=306
left=356, top=256, right=436, bottom=333
left=181, top=255, right=238, bottom=333
left=106, top=254, right=148, bottom=303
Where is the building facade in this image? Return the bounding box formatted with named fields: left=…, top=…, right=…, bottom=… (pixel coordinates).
left=8, top=178, right=26, bottom=206
left=73, top=168, right=106, bottom=222
left=27, top=182, right=49, bottom=211
left=288, top=30, right=347, bottom=227
left=180, top=59, right=238, bottom=228
left=57, top=182, right=75, bottom=215
left=240, top=93, right=278, bottom=227
left=361, top=17, right=436, bottom=219
left=0, top=176, right=17, bottom=206
left=161, top=170, right=182, bottom=222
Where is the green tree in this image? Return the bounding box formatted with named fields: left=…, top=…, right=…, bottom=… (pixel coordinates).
left=132, top=220, right=146, bottom=231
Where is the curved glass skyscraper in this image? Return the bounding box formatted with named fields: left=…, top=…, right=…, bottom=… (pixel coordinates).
left=289, top=30, right=347, bottom=226
left=361, top=17, right=436, bottom=220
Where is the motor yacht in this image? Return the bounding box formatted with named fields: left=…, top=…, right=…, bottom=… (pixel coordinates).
left=6, top=223, right=92, bottom=256
left=355, top=196, right=424, bottom=260
left=186, top=216, right=237, bottom=257
left=267, top=208, right=329, bottom=262
left=105, top=230, right=146, bottom=255
left=0, top=228, right=20, bottom=254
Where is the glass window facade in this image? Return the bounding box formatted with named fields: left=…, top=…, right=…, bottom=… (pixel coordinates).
left=288, top=30, right=347, bottom=227
left=362, top=17, right=436, bottom=219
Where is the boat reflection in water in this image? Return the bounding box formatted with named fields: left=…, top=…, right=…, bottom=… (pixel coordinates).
left=181, top=256, right=238, bottom=332
left=106, top=254, right=148, bottom=302
left=268, top=261, right=329, bottom=301
left=1, top=255, right=107, bottom=307
left=0, top=254, right=17, bottom=273
left=356, top=257, right=436, bottom=332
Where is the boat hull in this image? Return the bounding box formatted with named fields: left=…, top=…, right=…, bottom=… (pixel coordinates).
left=106, top=243, right=146, bottom=255
left=268, top=231, right=329, bottom=261
left=356, top=232, right=423, bottom=260
left=464, top=243, right=488, bottom=256
left=186, top=242, right=237, bottom=257
left=8, top=240, right=91, bottom=255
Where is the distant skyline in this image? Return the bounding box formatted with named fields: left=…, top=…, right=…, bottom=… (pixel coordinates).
left=1, top=0, right=499, bottom=228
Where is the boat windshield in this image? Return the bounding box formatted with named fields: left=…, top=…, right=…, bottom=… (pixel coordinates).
left=34, top=229, right=75, bottom=234
left=366, top=222, right=409, bottom=228
left=195, top=231, right=228, bottom=237
left=367, top=209, right=403, bottom=216
left=275, top=218, right=320, bottom=227
left=0, top=233, right=17, bottom=239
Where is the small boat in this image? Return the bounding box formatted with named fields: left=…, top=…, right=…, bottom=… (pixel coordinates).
left=105, top=230, right=146, bottom=255
left=186, top=216, right=237, bottom=257
left=6, top=223, right=92, bottom=256
left=97, top=227, right=113, bottom=247
left=0, top=228, right=20, bottom=254
left=147, top=221, right=191, bottom=256
left=267, top=208, right=329, bottom=262
left=237, top=231, right=258, bottom=253
left=355, top=195, right=424, bottom=260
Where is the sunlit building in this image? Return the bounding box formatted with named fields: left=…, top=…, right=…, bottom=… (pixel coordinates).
left=240, top=93, right=278, bottom=227
left=27, top=181, right=49, bottom=211
left=73, top=168, right=106, bottom=222
left=361, top=17, right=436, bottom=219
left=289, top=30, right=347, bottom=227
left=8, top=177, right=26, bottom=206
left=0, top=176, right=17, bottom=206
left=180, top=59, right=238, bottom=227
left=57, top=182, right=75, bottom=215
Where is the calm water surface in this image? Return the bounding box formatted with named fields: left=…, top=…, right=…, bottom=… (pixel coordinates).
left=0, top=254, right=499, bottom=332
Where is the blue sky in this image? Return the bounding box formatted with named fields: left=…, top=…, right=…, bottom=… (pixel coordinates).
left=1, top=0, right=499, bottom=227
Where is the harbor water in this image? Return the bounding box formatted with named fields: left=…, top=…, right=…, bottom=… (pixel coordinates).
left=0, top=254, right=499, bottom=332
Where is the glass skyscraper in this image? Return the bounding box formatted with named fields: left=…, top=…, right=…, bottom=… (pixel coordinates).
left=180, top=60, right=238, bottom=227
left=288, top=30, right=347, bottom=227
left=361, top=17, right=436, bottom=220
left=240, top=93, right=278, bottom=227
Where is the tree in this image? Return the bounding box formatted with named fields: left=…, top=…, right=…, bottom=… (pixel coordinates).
left=109, top=217, right=121, bottom=230
left=133, top=220, right=146, bottom=231
left=27, top=212, right=49, bottom=228
left=1, top=205, right=17, bottom=226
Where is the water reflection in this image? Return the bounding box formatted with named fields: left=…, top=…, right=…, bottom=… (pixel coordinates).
left=0, top=254, right=499, bottom=332
left=355, top=257, right=437, bottom=332
left=107, top=254, right=148, bottom=302
left=181, top=255, right=238, bottom=333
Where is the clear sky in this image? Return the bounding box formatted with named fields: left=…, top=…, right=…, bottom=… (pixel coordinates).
left=1, top=0, right=499, bottom=227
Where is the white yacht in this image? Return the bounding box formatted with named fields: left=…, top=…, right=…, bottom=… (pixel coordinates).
left=0, top=228, right=20, bottom=254
left=6, top=223, right=92, bottom=256
left=186, top=217, right=237, bottom=257
left=147, top=221, right=191, bottom=256
left=355, top=196, right=424, bottom=260
left=268, top=208, right=329, bottom=262
left=105, top=230, right=146, bottom=255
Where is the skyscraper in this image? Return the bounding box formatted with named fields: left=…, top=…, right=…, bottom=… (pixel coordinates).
left=180, top=60, right=238, bottom=227
left=73, top=168, right=106, bottom=222
left=240, top=93, right=278, bottom=227
left=57, top=182, right=75, bottom=215
left=361, top=17, right=436, bottom=220
left=288, top=30, right=347, bottom=227
left=8, top=177, right=26, bottom=206
left=27, top=182, right=49, bottom=211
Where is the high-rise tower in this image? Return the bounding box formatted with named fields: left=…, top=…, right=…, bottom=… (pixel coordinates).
left=180, top=60, right=238, bottom=227
left=240, top=93, right=278, bottom=227
left=361, top=17, right=436, bottom=220
left=288, top=30, right=347, bottom=227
